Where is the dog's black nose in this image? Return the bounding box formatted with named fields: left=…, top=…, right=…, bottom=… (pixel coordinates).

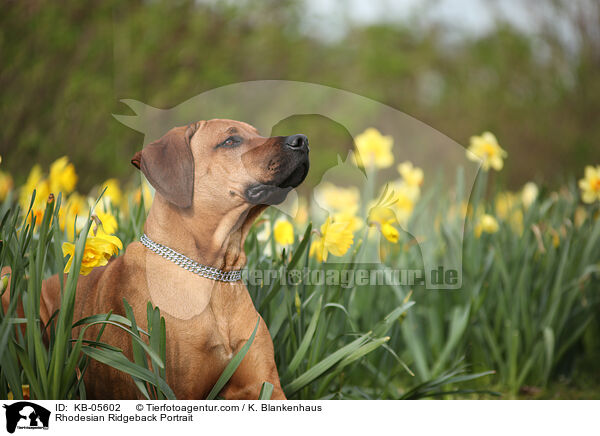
left=285, top=134, right=309, bottom=151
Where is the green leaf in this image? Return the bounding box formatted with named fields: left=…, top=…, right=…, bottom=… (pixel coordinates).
left=287, top=295, right=322, bottom=374
left=284, top=334, right=369, bottom=396
left=258, top=382, right=274, bottom=400
left=81, top=346, right=176, bottom=399
left=206, top=316, right=261, bottom=400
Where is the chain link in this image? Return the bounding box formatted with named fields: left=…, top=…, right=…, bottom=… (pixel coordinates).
left=140, top=233, right=242, bottom=282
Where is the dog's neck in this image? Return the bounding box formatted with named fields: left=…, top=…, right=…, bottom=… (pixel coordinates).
left=143, top=194, right=265, bottom=271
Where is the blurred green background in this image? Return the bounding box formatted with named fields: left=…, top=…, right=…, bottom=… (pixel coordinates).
left=1, top=0, right=599, bottom=191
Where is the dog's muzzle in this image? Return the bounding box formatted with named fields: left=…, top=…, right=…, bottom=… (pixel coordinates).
left=245, top=134, right=310, bottom=205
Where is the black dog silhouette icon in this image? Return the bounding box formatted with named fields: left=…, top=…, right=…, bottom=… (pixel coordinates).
left=3, top=402, right=50, bottom=433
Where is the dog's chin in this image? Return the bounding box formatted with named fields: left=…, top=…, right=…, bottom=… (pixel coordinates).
left=245, top=162, right=309, bottom=205
left=245, top=185, right=291, bottom=205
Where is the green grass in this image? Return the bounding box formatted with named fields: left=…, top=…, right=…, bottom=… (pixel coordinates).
left=1, top=170, right=599, bottom=399
left=0, top=192, right=175, bottom=399
left=242, top=171, right=600, bottom=399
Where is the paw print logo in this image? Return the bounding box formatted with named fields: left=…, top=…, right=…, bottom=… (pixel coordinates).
left=286, top=269, right=303, bottom=286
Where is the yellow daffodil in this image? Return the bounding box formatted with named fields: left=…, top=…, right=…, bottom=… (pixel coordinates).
left=62, top=230, right=123, bottom=276
left=397, top=161, right=424, bottom=187
left=100, top=178, right=123, bottom=207
left=495, top=190, right=529, bottom=233
left=393, top=189, right=416, bottom=227
left=316, top=182, right=360, bottom=214
left=389, top=177, right=420, bottom=200
left=21, top=165, right=43, bottom=204
left=67, top=193, right=90, bottom=216
left=521, top=182, right=539, bottom=209
left=509, top=209, right=524, bottom=235
left=60, top=212, right=86, bottom=240
left=474, top=214, right=500, bottom=238
left=0, top=275, right=9, bottom=293
left=574, top=206, right=587, bottom=228
left=467, top=132, right=507, bottom=172
left=353, top=128, right=394, bottom=169
left=367, top=183, right=410, bottom=242
left=578, top=165, right=600, bottom=204
left=495, top=192, right=517, bottom=220
left=368, top=203, right=395, bottom=224
left=49, top=156, right=77, bottom=194
left=19, top=165, right=50, bottom=211
left=256, top=217, right=295, bottom=255
left=372, top=183, right=416, bottom=229
left=134, top=181, right=153, bottom=209
left=308, top=238, right=324, bottom=261
left=332, top=211, right=363, bottom=232
left=368, top=205, right=400, bottom=243
left=27, top=208, right=46, bottom=227
left=273, top=219, right=294, bottom=246
left=59, top=193, right=90, bottom=239
left=0, top=171, right=14, bottom=201
left=381, top=220, right=400, bottom=243
left=7, top=385, right=30, bottom=401
left=309, top=216, right=354, bottom=262
left=19, top=165, right=51, bottom=226
left=94, top=210, right=118, bottom=234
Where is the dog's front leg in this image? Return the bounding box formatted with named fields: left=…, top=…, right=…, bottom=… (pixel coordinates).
left=219, top=316, right=286, bottom=400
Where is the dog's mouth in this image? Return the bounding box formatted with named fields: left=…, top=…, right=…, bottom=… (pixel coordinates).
left=245, top=161, right=309, bottom=205
left=277, top=162, right=309, bottom=189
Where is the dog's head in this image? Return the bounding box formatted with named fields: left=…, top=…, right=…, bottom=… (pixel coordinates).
left=131, top=119, right=309, bottom=211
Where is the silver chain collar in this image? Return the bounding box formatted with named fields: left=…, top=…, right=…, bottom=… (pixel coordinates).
left=140, top=233, right=242, bottom=282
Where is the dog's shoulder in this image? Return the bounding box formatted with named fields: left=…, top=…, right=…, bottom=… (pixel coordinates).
left=70, top=241, right=149, bottom=320
left=95, top=241, right=148, bottom=291
left=120, top=240, right=147, bottom=270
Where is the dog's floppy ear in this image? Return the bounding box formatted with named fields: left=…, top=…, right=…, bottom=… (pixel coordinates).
left=131, top=151, right=142, bottom=169
left=131, top=123, right=199, bottom=208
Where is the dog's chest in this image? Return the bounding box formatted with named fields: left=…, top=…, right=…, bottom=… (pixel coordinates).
left=145, top=260, right=213, bottom=320
left=164, top=312, right=238, bottom=396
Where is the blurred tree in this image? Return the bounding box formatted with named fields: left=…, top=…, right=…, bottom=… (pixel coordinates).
left=0, top=0, right=598, bottom=191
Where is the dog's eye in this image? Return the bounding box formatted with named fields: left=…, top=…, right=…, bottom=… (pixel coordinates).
left=219, top=136, right=242, bottom=148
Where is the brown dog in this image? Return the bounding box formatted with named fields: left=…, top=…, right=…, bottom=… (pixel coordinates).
left=3, top=119, right=309, bottom=399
